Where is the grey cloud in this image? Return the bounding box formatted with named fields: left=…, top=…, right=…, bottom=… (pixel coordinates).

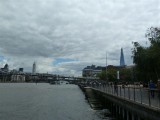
left=0, top=0, right=159, bottom=75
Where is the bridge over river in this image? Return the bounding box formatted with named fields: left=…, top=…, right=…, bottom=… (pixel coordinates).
left=79, top=83, right=160, bottom=120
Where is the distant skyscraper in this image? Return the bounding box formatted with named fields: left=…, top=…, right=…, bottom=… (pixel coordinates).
left=32, top=62, right=36, bottom=74
left=120, top=48, right=125, bottom=66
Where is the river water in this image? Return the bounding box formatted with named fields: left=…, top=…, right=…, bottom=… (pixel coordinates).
left=0, top=83, right=112, bottom=120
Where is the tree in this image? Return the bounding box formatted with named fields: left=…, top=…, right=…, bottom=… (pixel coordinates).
left=98, top=67, right=132, bottom=82
left=132, top=27, right=160, bottom=82
left=97, top=70, right=106, bottom=80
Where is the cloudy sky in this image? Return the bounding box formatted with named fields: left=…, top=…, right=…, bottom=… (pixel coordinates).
left=0, top=0, right=160, bottom=76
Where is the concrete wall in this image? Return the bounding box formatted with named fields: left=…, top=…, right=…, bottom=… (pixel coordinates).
left=93, top=88, right=160, bottom=120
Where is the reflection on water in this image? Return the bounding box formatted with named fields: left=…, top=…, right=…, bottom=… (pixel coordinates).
left=0, top=83, right=112, bottom=120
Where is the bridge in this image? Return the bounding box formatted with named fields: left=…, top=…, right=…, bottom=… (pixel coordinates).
left=79, top=83, right=160, bottom=120
left=0, top=72, right=85, bottom=83
left=30, top=73, right=85, bottom=84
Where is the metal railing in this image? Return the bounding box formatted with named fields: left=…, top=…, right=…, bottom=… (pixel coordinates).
left=88, top=83, right=160, bottom=109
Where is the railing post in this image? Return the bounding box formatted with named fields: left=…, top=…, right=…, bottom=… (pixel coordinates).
left=140, top=87, right=142, bottom=104
left=118, top=86, right=119, bottom=96
left=148, top=89, right=151, bottom=107
left=116, top=86, right=118, bottom=96
left=107, top=84, right=109, bottom=93
left=105, top=84, right=107, bottom=93
left=120, top=86, right=121, bottom=97
left=103, top=84, right=105, bottom=92
left=124, top=87, right=125, bottom=98
left=128, top=87, right=130, bottom=100
left=134, top=86, right=135, bottom=102
left=158, top=90, right=160, bottom=108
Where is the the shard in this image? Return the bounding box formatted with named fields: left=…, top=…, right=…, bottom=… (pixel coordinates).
left=120, top=48, right=125, bottom=66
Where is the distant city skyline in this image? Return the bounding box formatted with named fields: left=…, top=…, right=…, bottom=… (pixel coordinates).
left=0, top=0, right=160, bottom=76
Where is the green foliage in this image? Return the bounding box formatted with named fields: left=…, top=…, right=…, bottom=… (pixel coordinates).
left=107, top=68, right=117, bottom=81
left=120, top=68, right=132, bottom=82
left=98, top=67, right=132, bottom=82
left=97, top=70, right=106, bottom=80
left=132, top=27, right=160, bottom=82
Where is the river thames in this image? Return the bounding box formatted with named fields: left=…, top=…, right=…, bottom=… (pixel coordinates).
left=0, top=83, right=113, bottom=120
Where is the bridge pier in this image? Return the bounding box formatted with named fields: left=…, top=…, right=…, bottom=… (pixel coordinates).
left=122, top=108, right=125, bottom=119
left=131, top=113, right=135, bottom=120
left=118, top=106, right=121, bottom=118
left=115, top=105, right=118, bottom=117
left=126, top=110, right=129, bottom=120
left=107, top=97, right=144, bottom=120
left=110, top=103, right=141, bottom=120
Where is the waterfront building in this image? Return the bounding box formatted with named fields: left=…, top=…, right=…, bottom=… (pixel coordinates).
left=11, top=74, right=25, bottom=82
left=32, top=62, right=36, bottom=74
left=120, top=48, right=125, bottom=66
left=0, top=64, right=9, bottom=72
left=82, top=65, right=104, bottom=77
left=10, top=69, right=18, bottom=73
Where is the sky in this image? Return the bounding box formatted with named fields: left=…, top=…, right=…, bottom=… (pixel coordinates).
left=0, top=0, right=160, bottom=76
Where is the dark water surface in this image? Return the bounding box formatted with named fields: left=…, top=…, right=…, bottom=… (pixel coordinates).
left=0, top=83, right=111, bottom=120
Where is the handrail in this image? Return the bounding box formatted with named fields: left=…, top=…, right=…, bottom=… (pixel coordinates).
left=87, top=83, right=160, bottom=109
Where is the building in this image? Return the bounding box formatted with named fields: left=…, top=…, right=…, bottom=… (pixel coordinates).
left=11, top=74, right=25, bottom=82
left=120, top=48, right=125, bottom=66
left=32, top=62, right=36, bottom=74
left=0, top=64, right=9, bottom=73
left=82, top=65, right=104, bottom=77
left=19, top=68, right=23, bottom=72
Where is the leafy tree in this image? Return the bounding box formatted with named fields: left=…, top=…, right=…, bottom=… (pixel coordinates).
left=132, top=27, right=160, bottom=82
left=98, top=67, right=132, bottom=82
left=107, top=68, right=117, bottom=81
left=120, top=68, right=132, bottom=82
left=97, top=70, right=106, bottom=80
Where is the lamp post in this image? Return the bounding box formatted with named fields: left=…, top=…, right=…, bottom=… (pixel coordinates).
left=106, top=52, right=108, bottom=83
left=117, top=71, right=119, bottom=80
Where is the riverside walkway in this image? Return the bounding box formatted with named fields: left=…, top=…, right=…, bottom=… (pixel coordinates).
left=82, top=83, right=160, bottom=120
left=91, top=84, right=160, bottom=109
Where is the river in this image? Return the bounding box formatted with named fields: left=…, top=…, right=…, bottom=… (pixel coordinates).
left=0, top=83, right=113, bottom=120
